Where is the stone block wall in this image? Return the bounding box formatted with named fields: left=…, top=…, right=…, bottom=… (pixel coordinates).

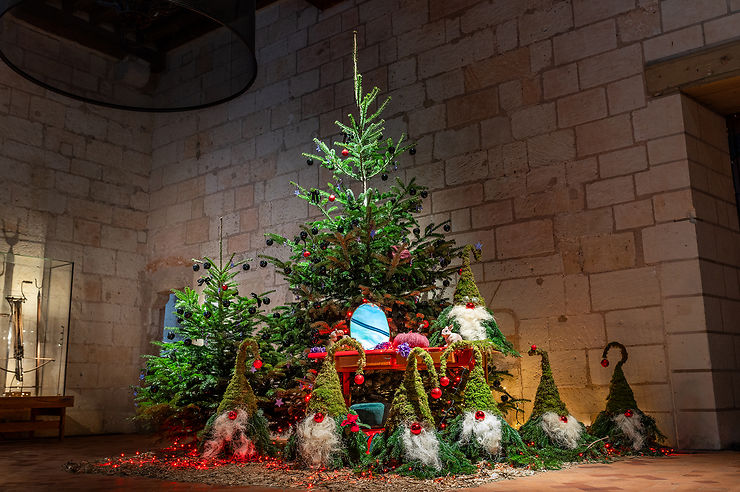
left=2, top=0, right=739, bottom=447
left=0, top=64, right=152, bottom=434
left=147, top=0, right=740, bottom=448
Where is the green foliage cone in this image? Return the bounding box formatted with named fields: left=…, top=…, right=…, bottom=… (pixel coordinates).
left=440, top=340, right=500, bottom=414
left=216, top=338, right=260, bottom=416
left=384, top=347, right=439, bottom=433
left=453, top=245, right=485, bottom=305
left=307, top=337, right=366, bottom=417
left=590, top=342, right=665, bottom=451
left=527, top=347, right=568, bottom=419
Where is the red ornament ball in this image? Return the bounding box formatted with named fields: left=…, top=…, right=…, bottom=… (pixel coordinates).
left=465, top=302, right=475, bottom=309
left=440, top=376, right=450, bottom=387
left=303, top=251, right=311, bottom=258
left=253, top=359, right=263, bottom=370
left=530, top=344, right=537, bottom=351
left=227, top=410, right=238, bottom=420
left=475, top=410, right=486, bottom=421
left=458, top=268, right=463, bottom=274
left=313, top=412, right=324, bottom=423
left=354, top=374, right=365, bottom=385
left=410, top=422, right=422, bottom=435
left=431, top=387, right=442, bottom=399
left=329, top=194, right=336, bottom=202
left=454, top=376, right=461, bottom=383
left=341, top=148, right=349, bottom=156
left=601, top=358, right=609, bottom=368
left=560, top=415, right=568, bottom=423
left=439, top=422, right=446, bottom=430
left=421, top=320, right=429, bottom=328
left=624, top=409, right=633, bottom=418
left=222, top=285, right=228, bottom=291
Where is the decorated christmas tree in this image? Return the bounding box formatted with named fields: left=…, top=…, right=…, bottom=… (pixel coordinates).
left=134, top=220, right=282, bottom=437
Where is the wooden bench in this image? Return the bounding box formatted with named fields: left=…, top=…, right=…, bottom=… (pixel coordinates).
left=0, top=396, right=74, bottom=439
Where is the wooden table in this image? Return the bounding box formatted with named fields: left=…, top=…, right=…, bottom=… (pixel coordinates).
left=0, top=396, right=74, bottom=439
left=308, top=346, right=485, bottom=407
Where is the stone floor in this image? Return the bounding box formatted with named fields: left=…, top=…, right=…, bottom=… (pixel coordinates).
left=0, top=433, right=738, bottom=491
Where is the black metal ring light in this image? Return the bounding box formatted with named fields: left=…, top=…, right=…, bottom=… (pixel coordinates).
left=0, top=0, right=257, bottom=111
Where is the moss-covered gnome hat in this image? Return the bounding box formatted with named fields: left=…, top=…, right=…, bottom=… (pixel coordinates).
left=216, top=338, right=261, bottom=416
left=453, top=244, right=485, bottom=306
left=600, top=342, right=638, bottom=413
left=440, top=340, right=502, bottom=415
left=384, top=347, right=441, bottom=433
left=527, top=346, right=569, bottom=420
left=307, top=337, right=366, bottom=418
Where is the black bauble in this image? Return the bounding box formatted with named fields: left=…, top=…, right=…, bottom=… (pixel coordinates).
left=420, top=190, right=428, bottom=198
left=176, top=308, right=184, bottom=315
left=300, top=231, right=308, bottom=240
left=203, top=310, right=211, bottom=319
left=184, top=311, right=192, bottom=319
left=409, top=147, right=416, bottom=155
left=203, top=262, right=211, bottom=269
left=284, top=266, right=292, bottom=274
left=443, top=224, right=451, bottom=232
left=311, top=227, right=319, bottom=235
left=223, top=300, right=230, bottom=308
left=260, top=260, right=268, bottom=268
left=388, top=146, right=395, bottom=154
left=263, top=297, right=271, bottom=305
left=381, top=173, right=388, bottom=181
left=243, top=263, right=250, bottom=271
left=501, top=395, right=509, bottom=402
left=413, top=227, right=420, bottom=235
left=409, top=188, right=416, bottom=195
left=249, top=307, right=257, bottom=315
left=150, top=385, right=159, bottom=393
left=443, top=280, right=450, bottom=287
left=266, top=238, right=274, bottom=246
left=184, top=338, right=192, bottom=346
left=167, top=332, right=176, bottom=340
left=192, top=264, right=200, bottom=271
left=306, top=158, right=313, bottom=166
left=273, top=313, right=281, bottom=319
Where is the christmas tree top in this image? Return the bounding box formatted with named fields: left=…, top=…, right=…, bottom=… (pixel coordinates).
left=307, top=337, right=366, bottom=418
left=527, top=346, right=569, bottom=419
left=440, top=340, right=502, bottom=415
left=454, top=244, right=485, bottom=305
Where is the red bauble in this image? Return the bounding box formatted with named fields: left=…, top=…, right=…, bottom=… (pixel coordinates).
left=440, top=376, right=450, bottom=387
left=253, top=359, right=263, bottom=370
left=454, top=376, right=461, bottom=383
left=439, top=422, right=446, bottom=430
left=475, top=410, right=485, bottom=421
left=430, top=387, right=442, bottom=399
left=313, top=412, right=324, bottom=423
left=341, top=149, right=349, bottom=156
left=354, top=374, right=365, bottom=385
left=530, top=344, right=537, bottom=351
left=601, top=358, right=609, bottom=368
left=222, top=285, right=228, bottom=291
left=624, top=409, right=633, bottom=418
left=458, top=268, right=463, bottom=274
left=228, top=410, right=238, bottom=420
left=303, top=251, right=311, bottom=258
left=465, top=302, right=475, bottom=309
left=421, top=320, right=429, bottom=328
left=410, top=422, right=422, bottom=435
left=560, top=415, right=568, bottom=423
left=329, top=194, right=336, bottom=202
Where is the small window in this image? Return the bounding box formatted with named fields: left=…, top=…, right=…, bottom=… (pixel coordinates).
left=162, top=292, right=183, bottom=343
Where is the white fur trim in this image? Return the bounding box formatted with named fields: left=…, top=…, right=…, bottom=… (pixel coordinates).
left=613, top=411, right=646, bottom=450
left=540, top=412, right=583, bottom=450
left=296, top=414, right=341, bottom=468
left=448, top=305, right=492, bottom=340
left=401, top=424, right=442, bottom=470
left=202, top=409, right=256, bottom=459
left=459, top=410, right=503, bottom=455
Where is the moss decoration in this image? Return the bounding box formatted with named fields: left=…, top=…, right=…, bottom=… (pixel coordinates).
left=527, top=347, right=568, bottom=419
left=216, top=338, right=260, bottom=416
left=384, top=347, right=440, bottom=433
left=440, top=340, right=501, bottom=415
left=590, top=342, right=665, bottom=451
left=307, top=337, right=366, bottom=417
left=453, top=244, right=484, bottom=305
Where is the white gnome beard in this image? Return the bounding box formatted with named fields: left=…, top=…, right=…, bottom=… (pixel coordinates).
left=613, top=411, right=646, bottom=450
left=459, top=411, right=503, bottom=455
left=540, top=412, right=583, bottom=450
left=297, top=414, right=341, bottom=468
left=202, top=409, right=255, bottom=459
left=448, top=305, right=492, bottom=340
left=401, top=424, right=442, bottom=470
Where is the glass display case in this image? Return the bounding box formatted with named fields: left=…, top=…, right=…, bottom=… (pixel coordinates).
left=0, top=253, right=73, bottom=397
